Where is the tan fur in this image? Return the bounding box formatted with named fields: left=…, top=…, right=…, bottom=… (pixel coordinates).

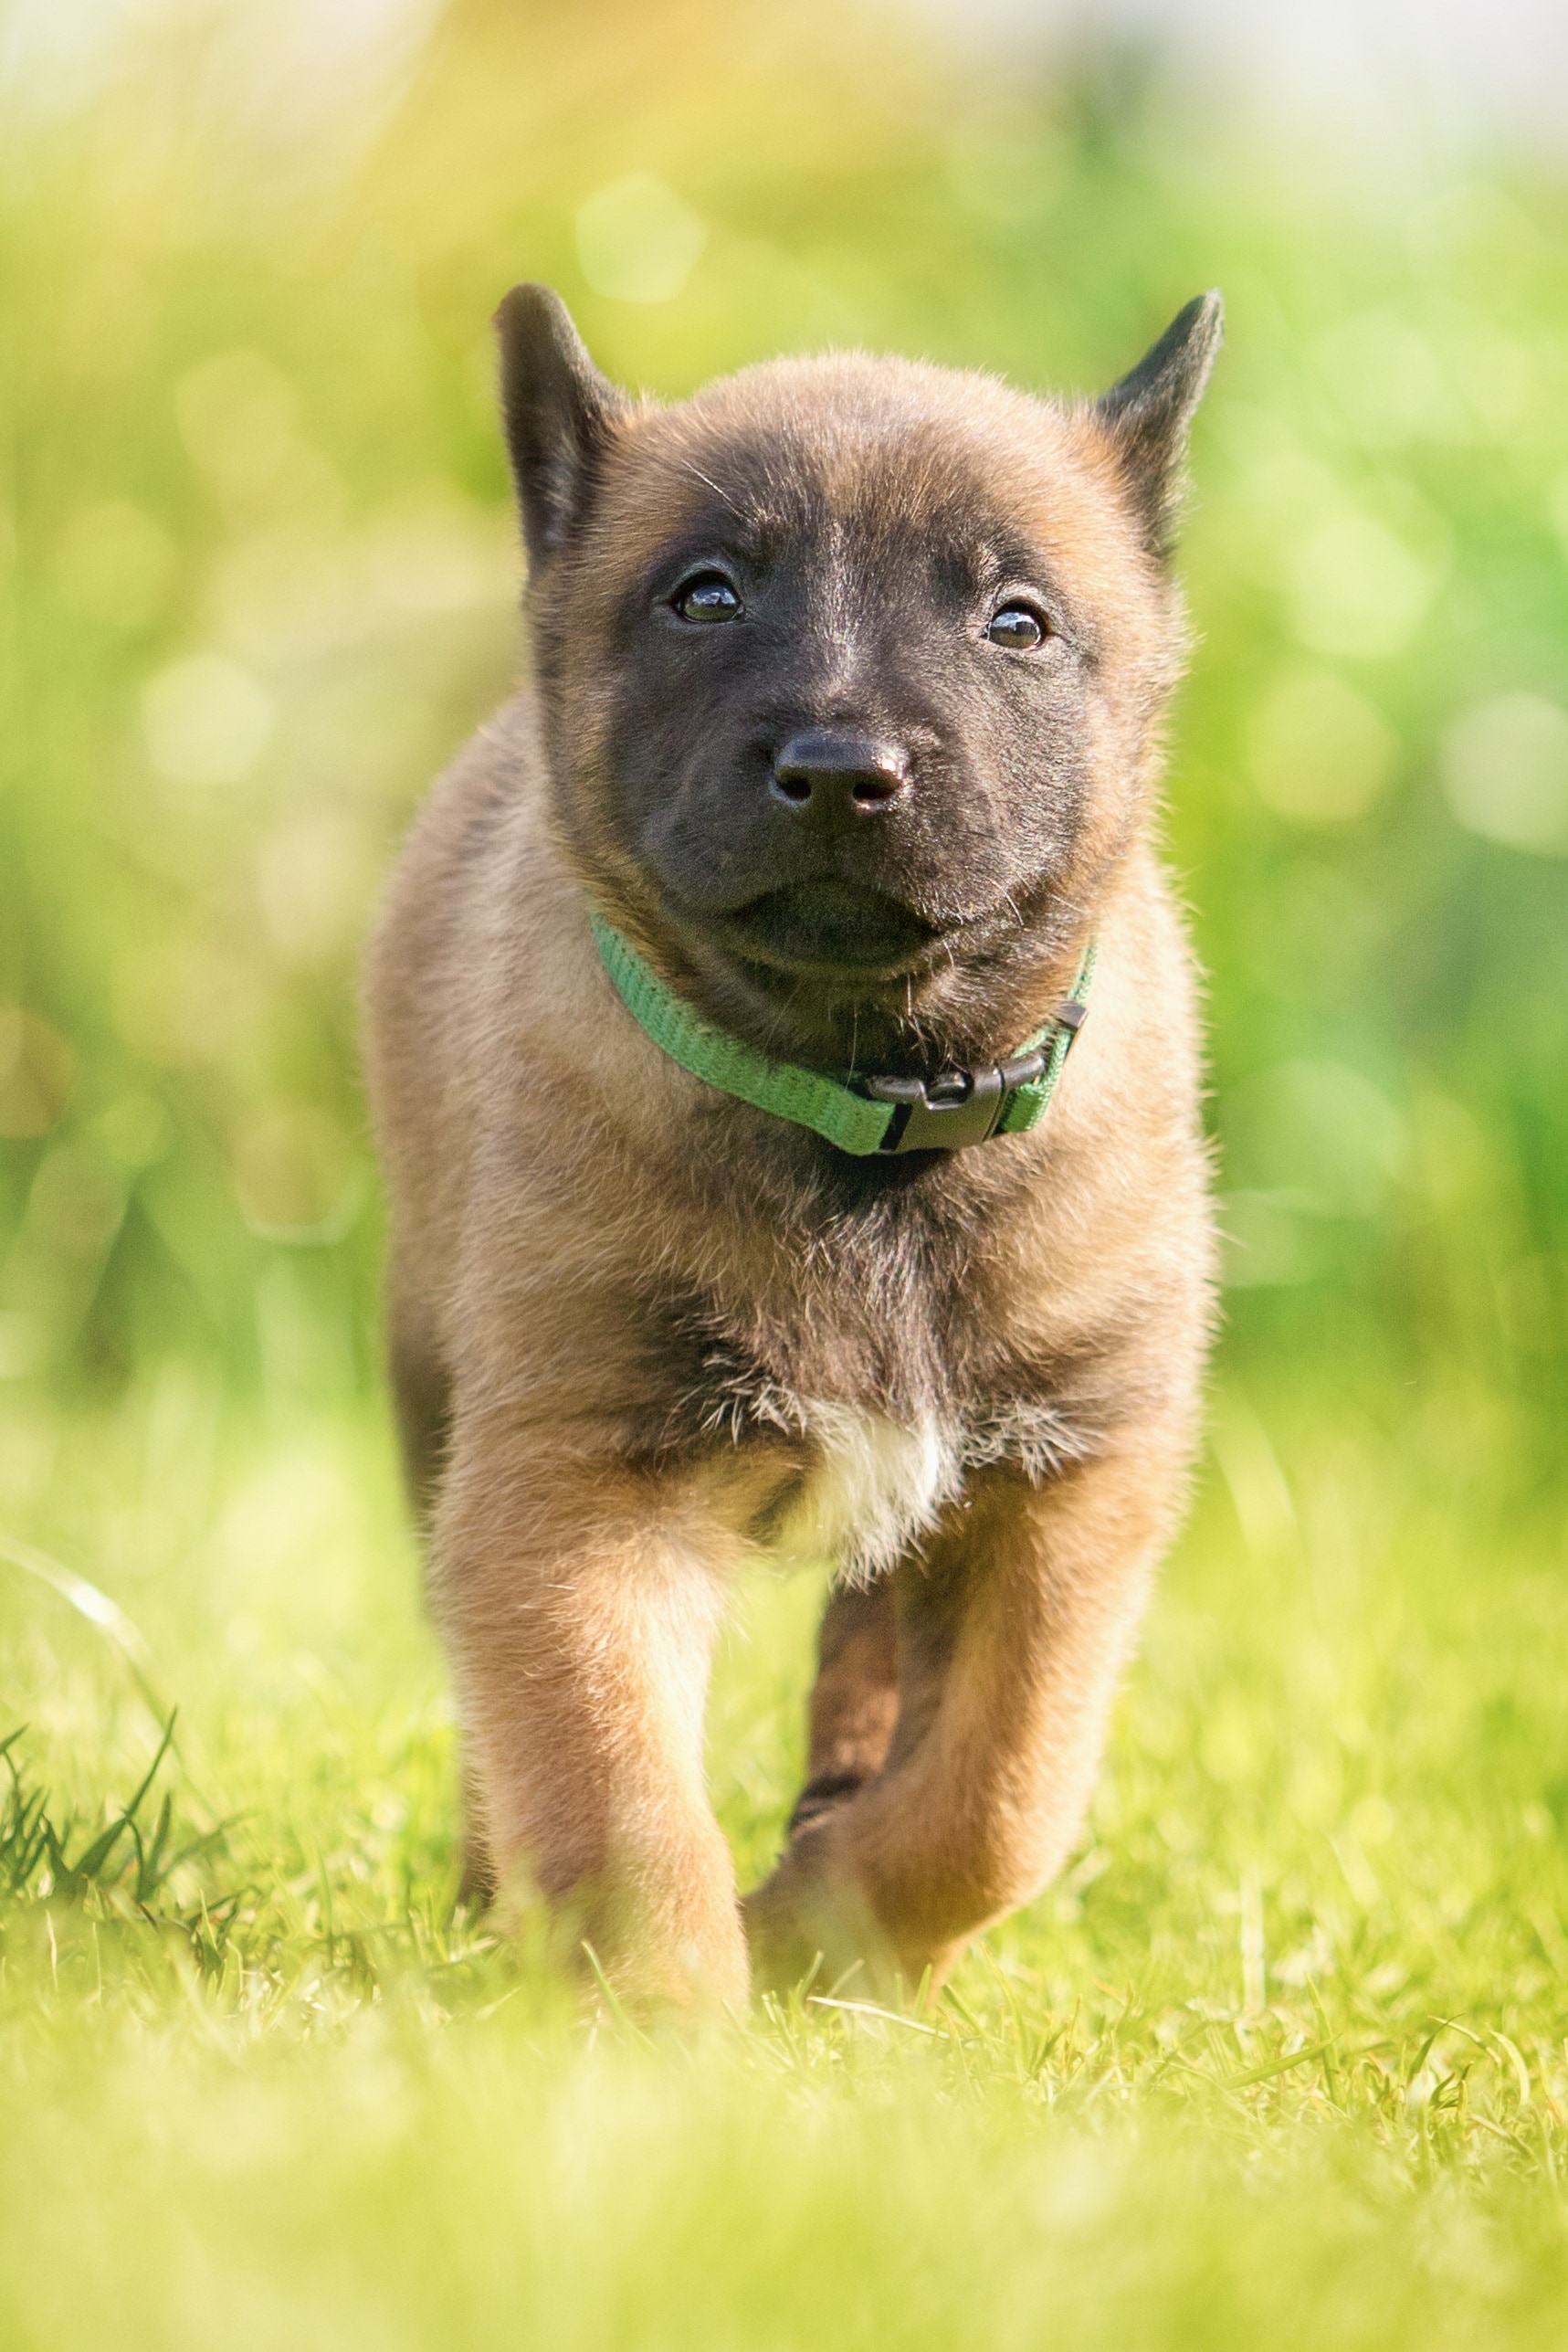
left=363, top=308, right=1218, bottom=2009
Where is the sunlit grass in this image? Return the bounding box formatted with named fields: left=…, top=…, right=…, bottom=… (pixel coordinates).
left=5, top=1362, right=1568, bottom=2345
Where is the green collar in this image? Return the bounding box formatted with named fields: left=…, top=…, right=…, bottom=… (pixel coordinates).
left=590, top=913, right=1095, bottom=1157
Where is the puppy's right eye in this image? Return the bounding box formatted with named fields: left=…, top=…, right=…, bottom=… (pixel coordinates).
left=671, top=572, right=742, bottom=624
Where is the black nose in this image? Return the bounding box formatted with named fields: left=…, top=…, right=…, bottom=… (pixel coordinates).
left=770, top=732, right=910, bottom=824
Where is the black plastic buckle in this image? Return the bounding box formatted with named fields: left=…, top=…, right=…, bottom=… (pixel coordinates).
left=859, top=1002, right=1087, bottom=1156
left=863, top=1064, right=1005, bottom=1154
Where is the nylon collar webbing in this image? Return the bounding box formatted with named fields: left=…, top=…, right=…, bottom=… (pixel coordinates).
left=590, top=913, right=1095, bottom=1157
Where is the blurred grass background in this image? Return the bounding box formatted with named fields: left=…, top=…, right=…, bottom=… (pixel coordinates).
left=3, top=0, right=1568, bottom=2345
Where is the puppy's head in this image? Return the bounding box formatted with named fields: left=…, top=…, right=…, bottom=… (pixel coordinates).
left=497, top=286, right=1221, bottom=1069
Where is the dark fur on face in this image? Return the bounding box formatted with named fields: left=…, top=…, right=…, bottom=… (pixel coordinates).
left=500, top=288, right=1220, bottom=1075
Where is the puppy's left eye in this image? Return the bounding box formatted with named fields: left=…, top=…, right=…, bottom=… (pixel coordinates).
left=671, top=572, right=742, bottom=624
left=984, top=604, right=1048, bottom=650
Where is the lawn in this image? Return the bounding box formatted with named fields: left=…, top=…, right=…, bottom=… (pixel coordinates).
left=5, top=1366, right=1568, bottom=2347
left=3, top=0, right=1567, bottom=2342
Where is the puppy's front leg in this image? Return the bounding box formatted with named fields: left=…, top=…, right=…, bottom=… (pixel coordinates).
left=432, top=1414, right=746, bottom=2011
left=746, top=1445, right=1189, bottom=1995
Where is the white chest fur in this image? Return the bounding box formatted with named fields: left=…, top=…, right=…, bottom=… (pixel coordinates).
left=769, top=1402, right=965, bottom=1584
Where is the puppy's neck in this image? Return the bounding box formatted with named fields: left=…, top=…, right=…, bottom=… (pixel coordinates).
left=588, top=864, right=1120, bottom=1089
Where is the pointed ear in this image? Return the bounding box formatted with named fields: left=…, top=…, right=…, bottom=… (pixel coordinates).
left=494, top=283, right=631, bottom=570
left=1094, top=291, right=1224, bottom=560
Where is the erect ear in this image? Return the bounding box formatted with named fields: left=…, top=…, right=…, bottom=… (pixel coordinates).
left=1094, top=291, right=1224, bottom=561
left=494, top=283, right=631, bottom=570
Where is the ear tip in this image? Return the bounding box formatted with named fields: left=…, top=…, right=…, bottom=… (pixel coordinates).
left=1178, top=288, right=1225, bottom=345
left=493, top=281, right=577, bottom=346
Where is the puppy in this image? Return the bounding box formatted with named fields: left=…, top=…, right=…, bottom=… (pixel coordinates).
left=363, top=284, right=1221, bottom=2009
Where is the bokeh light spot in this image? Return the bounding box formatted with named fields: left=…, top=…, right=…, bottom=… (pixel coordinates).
left=575, top=173, right=709, bottom=304
left=230, top=1102, right=361, bottom=1242
left=142, top=653, right=275, bottom=787
left=258, top=810, right=374, bottom=967
left=1288, top=514, right=1438, bottom=659
left=1247, top=670, right=1398, bottom=824
left=1441, top=691, right=1568, bottom=854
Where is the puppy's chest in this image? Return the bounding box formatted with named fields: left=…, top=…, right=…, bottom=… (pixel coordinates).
left=668, top=1210, right=1093, bottom=1578
left=688, top=1330, right=1091, bottom=1584
left=768, top=1403, right=961, bottom=1584
left=751, top=1390, right=1090, bottom=1581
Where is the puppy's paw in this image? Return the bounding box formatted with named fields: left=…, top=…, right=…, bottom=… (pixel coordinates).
left=742, top=1834, right=886, bottom=2001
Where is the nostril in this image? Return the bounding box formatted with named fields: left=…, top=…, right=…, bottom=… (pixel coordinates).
left=772, top=772, right=813, bottom=807
left=851, top=772, right=901, bottom=807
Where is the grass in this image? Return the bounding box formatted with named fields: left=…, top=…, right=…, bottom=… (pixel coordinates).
left=4, top=1359, right=1568, bottom=2347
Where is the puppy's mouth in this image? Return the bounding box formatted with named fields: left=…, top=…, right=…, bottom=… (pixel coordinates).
left=716, top=881, right=944, bottom=975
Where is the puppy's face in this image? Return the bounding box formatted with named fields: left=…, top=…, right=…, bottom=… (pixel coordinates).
left=500, top=293, right=1220, bottom=1065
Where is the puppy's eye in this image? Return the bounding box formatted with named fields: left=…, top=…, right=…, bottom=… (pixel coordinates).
left=984, top=604, right=1048, bottom=650
left=671, top=572, right=742, bottom=624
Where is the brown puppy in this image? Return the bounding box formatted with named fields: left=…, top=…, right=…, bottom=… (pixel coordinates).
left=363, top=286, right=1222, bottom=2009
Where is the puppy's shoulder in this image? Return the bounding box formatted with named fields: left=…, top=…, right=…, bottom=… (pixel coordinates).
left=363, top=696, right=551, bottom=1167
left=386, top=695, right=541, bottom=907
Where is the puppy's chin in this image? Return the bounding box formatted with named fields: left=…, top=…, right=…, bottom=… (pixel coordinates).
left=712, top=881, right=942, bottom=981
